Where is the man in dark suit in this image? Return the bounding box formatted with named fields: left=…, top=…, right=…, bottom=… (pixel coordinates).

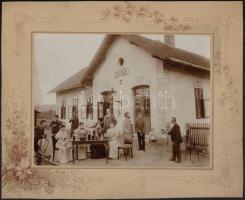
left=34, top=120, right=47, bottom=165
left=69, top=112, right=79, bottom=138
left=168, top=117, right=183, bottom=163
left=135, top=112, right=145, bottom=151
left=50, top=115, right=62, bottom=149
left=50, top=115, right=62, bottom=135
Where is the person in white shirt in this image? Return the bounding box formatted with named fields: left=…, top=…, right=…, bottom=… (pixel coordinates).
left=85, top=114, right=96, bottom=136
left=55, top=125, right=69, bottom=164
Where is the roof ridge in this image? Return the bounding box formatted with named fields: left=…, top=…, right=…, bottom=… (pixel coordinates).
left=49, top=66, right=88, bottom=93
left=50, top=34, right=210, bottom=93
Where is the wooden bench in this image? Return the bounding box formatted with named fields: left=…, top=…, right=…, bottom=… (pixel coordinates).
left=184, top=123, right=210, bottom=160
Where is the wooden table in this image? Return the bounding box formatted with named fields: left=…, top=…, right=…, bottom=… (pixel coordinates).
left=70, top=139, right=109, bottom=164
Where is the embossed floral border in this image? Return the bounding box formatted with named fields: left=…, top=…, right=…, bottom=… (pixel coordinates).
left=2, top=1, right=242, bottom=198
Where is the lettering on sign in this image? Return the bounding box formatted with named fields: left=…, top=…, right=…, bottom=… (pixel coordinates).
left=113, top=67, right=129, bottom=79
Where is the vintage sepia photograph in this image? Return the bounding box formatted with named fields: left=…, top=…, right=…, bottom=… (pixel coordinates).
left=2, top=1, right=243, bottom=198
left=33, top=33, right=211, bottom=168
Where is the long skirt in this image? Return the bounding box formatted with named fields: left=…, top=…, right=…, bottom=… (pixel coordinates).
left=109, top=139, right=121, bottom=159
left=56, top=145, right=87, bottom=163
left=56, top=147, right=69, bottom=164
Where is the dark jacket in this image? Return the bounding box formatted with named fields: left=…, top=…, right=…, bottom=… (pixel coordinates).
left=168, top=123, right=183, bottom=144
left=50, top=120, right=62, bottom=134
left=34, top=126, right=45, bottom=152
left=135, top=118, right=145, bottom=133
left=69, top=116, right=79, bottom=130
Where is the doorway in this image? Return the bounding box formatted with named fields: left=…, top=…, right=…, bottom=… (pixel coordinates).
left=98, top=91, right=114, bottom=121
left=133, top=85, right=151, bottom=134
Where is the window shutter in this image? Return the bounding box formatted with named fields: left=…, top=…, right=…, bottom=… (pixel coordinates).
left=194, top=88, right=205, bottom=119
left=195, top=88, right=201, bottom=118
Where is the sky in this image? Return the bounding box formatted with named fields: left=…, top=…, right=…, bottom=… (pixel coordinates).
left=33, top=33, right=210, bottom=106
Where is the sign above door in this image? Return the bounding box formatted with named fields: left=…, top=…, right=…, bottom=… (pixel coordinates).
left=113, top=67, right=129, bottom=79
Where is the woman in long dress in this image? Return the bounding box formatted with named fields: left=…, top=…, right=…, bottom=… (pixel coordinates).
left=114, top=109, right=125, bottom=142
left=55, top=126, right=69, bottom=164
left=106, top=122, right=121, bottom=159
left=106, top=110, right=125, bottom=159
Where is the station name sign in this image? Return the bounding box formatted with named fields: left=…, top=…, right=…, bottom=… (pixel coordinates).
left=113, top=67, right=129, bottom=79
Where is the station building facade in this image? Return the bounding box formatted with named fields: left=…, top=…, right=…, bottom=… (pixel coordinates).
left=50, top=34, right=210, bottom=134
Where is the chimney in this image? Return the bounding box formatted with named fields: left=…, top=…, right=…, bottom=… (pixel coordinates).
left=164, top=35, right=175, bottom=47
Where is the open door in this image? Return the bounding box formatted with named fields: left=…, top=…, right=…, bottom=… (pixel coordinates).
left=133, top=85, right=151, bottom=134
left=97, top=91, right=114, bottom=121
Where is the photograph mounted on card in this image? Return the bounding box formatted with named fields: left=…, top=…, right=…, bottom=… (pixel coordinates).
left=2, top=1, right=243, bottom=199
left=32, top=32, right=212, bottom=168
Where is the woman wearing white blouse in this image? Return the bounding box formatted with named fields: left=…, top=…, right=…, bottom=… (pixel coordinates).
left=106, top=122, right=121, bottom=159
left=55, top=126, right=69, bottom=164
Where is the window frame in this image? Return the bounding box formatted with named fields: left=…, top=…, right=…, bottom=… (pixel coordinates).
left=72, top=98, right=79, bottom=115
left=86, top=96, right=93, bottom=119
left=203, top=98, right=210, bottom=118
left=133, top=85, right=151, bottom=117
left=194, top=88, right=205, bottom=119
left=61, top=100, right=66, bottom=119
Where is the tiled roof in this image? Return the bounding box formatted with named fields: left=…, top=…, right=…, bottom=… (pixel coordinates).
left=80, top=34, right=210, bottom=85
left=49, top=67, right=88, bottom=93
left=50, top=34, right=210, bottom=93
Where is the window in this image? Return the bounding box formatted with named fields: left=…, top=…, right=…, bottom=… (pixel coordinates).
left=194, top=88, right=205, bottom=119
left=133, top=85, right=151, bottom=134
left=61, top=100, right=66, bottom=119
left=118, top=58, right=124, bottom=66
left=81, top=105, right=87, bottom=119
left=100, top=91, right=113, bottom=118
left=86, top=96, right=93, bottom=119
left=72, top=98, right=79, bottom=114
left=134, top=86, right=150, bottom=117
left=97, top=102, right=104, bottom=119
left=56, top=107, right=59, bottom=117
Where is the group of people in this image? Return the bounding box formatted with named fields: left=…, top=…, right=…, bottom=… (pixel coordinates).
left=34, top=108, right=139, bottom=164
left=34, top=107, right=183, bottom=165
left=104, top=109, right=135, bottom=159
